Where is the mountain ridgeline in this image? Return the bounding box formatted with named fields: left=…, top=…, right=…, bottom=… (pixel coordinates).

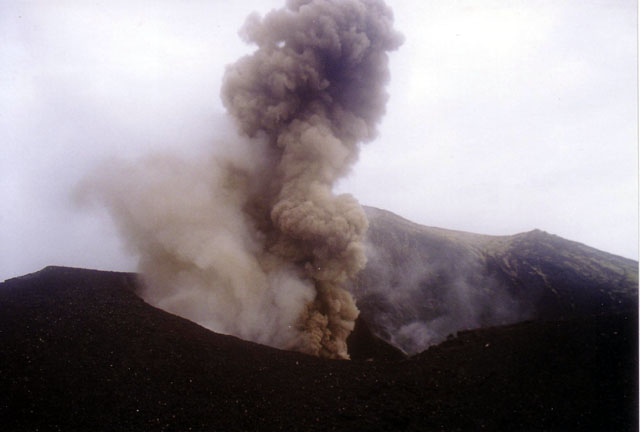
left=1, top=266, right=636, bottom=430
left=353, top=206, right=638, bottom=354
left=1, top=207, right=637, bottom=430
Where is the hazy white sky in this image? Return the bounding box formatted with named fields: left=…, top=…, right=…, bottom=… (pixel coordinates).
left=1, top=0, right=637, bottom=280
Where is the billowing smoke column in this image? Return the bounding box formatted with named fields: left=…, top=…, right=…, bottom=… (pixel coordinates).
left=87, top=0, right=402, bottom=359
left=221, top=0, right=402, bottom=357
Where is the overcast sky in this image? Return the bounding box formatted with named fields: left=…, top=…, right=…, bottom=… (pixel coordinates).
left=1, top=0, right=637, bottom=280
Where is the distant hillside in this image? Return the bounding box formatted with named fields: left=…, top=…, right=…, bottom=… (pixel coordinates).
left=0, top=266, right=636, bottom=431
left=353, top=206, right=638, bottom=354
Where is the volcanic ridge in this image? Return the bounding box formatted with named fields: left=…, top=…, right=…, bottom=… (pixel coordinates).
left=1, top=212, right=637, bottom=431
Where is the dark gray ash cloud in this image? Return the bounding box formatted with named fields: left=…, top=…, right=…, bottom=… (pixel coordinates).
left=85, top=0, right=402, bottom=359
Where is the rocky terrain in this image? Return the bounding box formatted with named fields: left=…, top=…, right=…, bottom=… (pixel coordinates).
left=355, top=206, right=638, bottom=353
left=0, top=265, right=637, bottom=431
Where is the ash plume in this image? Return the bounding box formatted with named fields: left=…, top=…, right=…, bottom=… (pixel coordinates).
left=85, top=0, right=402, bottom=359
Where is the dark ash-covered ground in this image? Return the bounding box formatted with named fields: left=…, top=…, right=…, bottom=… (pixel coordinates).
left=0, top=266, right=637, bottom=431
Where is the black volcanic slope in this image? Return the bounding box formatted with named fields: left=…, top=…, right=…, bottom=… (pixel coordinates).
left=1, top=266, right=637, bottom=431
left=355, top=206, right=638, bottom=354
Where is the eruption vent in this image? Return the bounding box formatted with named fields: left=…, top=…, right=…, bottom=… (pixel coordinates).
left=87, top=0, right=402, bottom=359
